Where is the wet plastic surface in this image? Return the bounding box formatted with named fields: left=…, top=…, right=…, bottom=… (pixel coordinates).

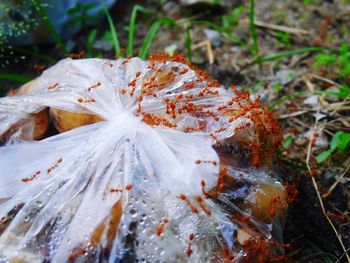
left=0, top=55, right=286, bottom=262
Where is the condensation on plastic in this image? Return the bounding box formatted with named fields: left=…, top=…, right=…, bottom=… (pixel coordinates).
left=0, top=57, right=285, bottom=262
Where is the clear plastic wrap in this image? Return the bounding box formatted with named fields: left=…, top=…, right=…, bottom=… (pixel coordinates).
left=0, top=55, right=286, bottom=262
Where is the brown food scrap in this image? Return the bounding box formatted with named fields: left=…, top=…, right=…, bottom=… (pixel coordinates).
left=50, top=108, right=104, bottom=133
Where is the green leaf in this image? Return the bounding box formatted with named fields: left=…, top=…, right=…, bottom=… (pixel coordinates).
left=330, top=132, right=342, bottom=152
left=338, top=84, right=350, bottom=99
left=282, top=135, right=294, bottom=148
left=273, top=83, right=283, bottom=92
left=275, top=32, right=290, bottom=46
left=221, top=5, right=245, bottom=30
left=329, top=131, right=350, bottom=155
left=337, top=132, right=350, bottom=154
left=314, top=54, right=336, bottom=67
left=316, top=150, right=332, bottom=163
left=339, top=43, right=349, bottom=55
left=339, top=63, right=350, bottom=77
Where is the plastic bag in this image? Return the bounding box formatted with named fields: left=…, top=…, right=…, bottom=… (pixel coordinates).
left=0, top=55, right=286, bottom=262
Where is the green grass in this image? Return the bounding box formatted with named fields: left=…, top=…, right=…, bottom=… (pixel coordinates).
left=254, top=47, right=327, bottom=64
left=304, top=239, right=335, bottom=263
left=32, top=0, right=68, bottom=55
left=101, top=0, right=121, bottom=56
left=127, top=5, right=154, bottom=57
left=282, top=135, right=294, bottom=148
left=139, top=18, right=175, bottom=59
left=249, top=0, right=259, bottom=56
left=314, top=43, right=350, bottom=78
left=275, top=32, right=291, bottom=47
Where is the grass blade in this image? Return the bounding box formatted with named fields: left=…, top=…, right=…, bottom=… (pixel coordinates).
left=127, top=5, right=154, bottom=57
left=87, top=29, right=98, bottom=57
left=249, top=0, right=259, bottom=56
left=254, top=47, right=327, bottom=64
left=185, top=27, right=192, bottom=63
left=32, top=0, right=68, bottom=55
left=101, top=0, right=120, bottom=56
left=304, top=239, right=335, bottom=263
left=0, top=74, right=33, bottom=83
left=139, top=18, right=175, bottom=60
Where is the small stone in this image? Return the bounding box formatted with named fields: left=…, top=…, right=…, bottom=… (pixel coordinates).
left=303, top=95, right=318, bottom=106
left=304, top=130, right=329, bottom=149
left=204, top=29, right=222, bottom=47
left=162, top=1, right=180, bottom=16
left=164, top=44, right=178, bottom=56
left=272, top=69, right=296, bottom=86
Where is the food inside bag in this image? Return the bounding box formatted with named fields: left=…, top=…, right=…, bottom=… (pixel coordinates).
left=0, top=54, right=287, bottom=262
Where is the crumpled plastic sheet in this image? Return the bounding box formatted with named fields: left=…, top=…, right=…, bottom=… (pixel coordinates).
left=0, top=57, right=285, bottom=262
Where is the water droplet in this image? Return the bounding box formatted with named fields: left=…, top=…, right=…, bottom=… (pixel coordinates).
left=23, top=214, right=30, bottom=222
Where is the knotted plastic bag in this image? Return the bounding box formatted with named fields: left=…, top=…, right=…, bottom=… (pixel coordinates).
left=0, top=55, right=286, bottom=262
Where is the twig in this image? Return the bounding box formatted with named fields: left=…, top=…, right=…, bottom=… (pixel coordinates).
left=305, top=104, right=350, bottom=263
left=240, top=19, right=309, bottom=35
left=323, top=157, right=350, bottom=199
left=309, top=73, right=342, bottom=88
left=302, top=76, right=315, bottom=91
left=278, top=110, right=308, bottom=119
left=336, top=246, right=350, bottom=263
left=192, top=40, right=214, bottom=64
left=330, top=94, right=350, bottom=116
